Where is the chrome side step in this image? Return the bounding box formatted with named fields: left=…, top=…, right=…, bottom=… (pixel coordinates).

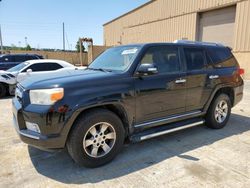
left=130, top=118, right=205, bottom=142
left=140, top=120, right=204, bottom=141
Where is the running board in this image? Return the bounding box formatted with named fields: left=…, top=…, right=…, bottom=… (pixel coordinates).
left=130, top=118, right=205, bottom=142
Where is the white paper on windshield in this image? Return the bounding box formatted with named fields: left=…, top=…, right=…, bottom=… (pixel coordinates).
left=121, top=48, right=138, bottom=55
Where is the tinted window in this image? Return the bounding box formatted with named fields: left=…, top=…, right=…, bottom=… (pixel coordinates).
left=46, top=63, right=63, bottom=70
left=23, top=63, right=63, bottom=72
left=25, top=55, right=39, bottom=60
left=140, top=46, right=181, bottom=74
left=184, top=48, right=206, bottom=71
left=207, top=47, right=232, bottom=64
left=14, top=55, right=28, bottom=62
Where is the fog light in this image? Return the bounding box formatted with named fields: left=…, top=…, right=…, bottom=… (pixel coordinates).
left=25, top=122, right=40, bottom=133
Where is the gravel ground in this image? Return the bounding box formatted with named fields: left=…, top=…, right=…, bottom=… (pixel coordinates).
left=0, top=81, right=250, bottom=188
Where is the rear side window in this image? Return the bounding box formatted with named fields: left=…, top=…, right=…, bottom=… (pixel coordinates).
left=14, top=55, right=28, bottom=62
left=184, top=48, right=206, bottom=71
left=25, top=55, right=39, bottom=60
left=46, top=63, right=63, bottom=70
left=207, top=47, right=232, bottom=63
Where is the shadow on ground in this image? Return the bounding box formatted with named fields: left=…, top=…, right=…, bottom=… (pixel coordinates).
left=0, top=96, right=13, bottom=100
left=28, top=113, right=250, bottom=184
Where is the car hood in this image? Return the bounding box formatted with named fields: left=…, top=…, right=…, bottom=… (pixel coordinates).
left=20, top=68, right=118, bottom=89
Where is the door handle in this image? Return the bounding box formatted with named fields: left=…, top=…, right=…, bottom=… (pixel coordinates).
left=175, top=79, right=186, bottom=84
left=209, top=75, right=219, bottom=79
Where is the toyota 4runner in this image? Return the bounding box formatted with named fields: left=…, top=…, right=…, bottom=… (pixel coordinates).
left=12, top=41, right=244, bottom=167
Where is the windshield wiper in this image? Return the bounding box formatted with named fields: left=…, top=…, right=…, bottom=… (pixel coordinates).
left=87, top=67, right=112, bottom=72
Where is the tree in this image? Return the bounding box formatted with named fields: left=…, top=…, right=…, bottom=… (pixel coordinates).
left=26, top=44, right=32, bottom=51
left=75, top=40, right=85, bottom=52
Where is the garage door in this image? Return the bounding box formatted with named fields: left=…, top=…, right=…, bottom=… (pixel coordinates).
left=198, top=6, right=236, bottom=47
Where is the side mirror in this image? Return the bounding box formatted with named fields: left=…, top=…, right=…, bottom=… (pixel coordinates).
left=137, top=63, right=158, bottom=76
left=26, top=69, right=32, bottom=74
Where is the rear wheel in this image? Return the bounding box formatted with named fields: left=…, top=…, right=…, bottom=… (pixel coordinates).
left=67, top=109, right=125, bottom=168
left=206, top=94, right=231, bottom=129
left=0, top=83, right=6, bottom=98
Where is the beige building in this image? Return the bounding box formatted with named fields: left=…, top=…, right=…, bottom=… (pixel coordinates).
left=103, top=0, right=250, bottom=79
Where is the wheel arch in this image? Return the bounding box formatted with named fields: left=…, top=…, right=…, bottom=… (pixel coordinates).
left=64, top=103, right=130, bottom=147
left=204, top=85, right=234, bottom=112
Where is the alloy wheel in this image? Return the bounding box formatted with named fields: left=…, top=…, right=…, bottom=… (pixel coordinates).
left=83, top=122, right=116, bottom=158
left=214, top=99, right=228, bottom=123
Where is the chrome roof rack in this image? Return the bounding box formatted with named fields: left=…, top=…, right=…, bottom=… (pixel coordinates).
left=173, top=40, right=224, bottom=47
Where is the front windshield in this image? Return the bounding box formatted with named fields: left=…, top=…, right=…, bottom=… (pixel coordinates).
left=89, top=45, right=141, bottom=72
left=7, top=62, right=29, bottom=72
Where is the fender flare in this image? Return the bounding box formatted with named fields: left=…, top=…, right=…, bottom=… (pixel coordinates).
left=60, top=101, right=131, bottom=147
left=203, top=83, right=235, bottom=112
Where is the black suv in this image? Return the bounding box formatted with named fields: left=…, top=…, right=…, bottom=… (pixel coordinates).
left=12, top=41, right=244, bottom=167
left=0, top=54, right=43, bottom=70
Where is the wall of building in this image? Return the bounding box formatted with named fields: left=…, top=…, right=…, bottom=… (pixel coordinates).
left=104, top=0, right=250, bottom=51
left=104, top=0, right=250, bottom=79
left=88, top=45, right=110, bottom=64
left=234, top=52, right=250, bottom=79
left=8, top=50, right=88, bottom=66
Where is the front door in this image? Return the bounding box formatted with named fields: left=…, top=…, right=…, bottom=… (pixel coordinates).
left=135, top=45, right=186, bottom=124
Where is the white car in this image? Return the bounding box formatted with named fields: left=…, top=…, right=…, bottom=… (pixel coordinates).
left=0, top=59, right=83, bottom=97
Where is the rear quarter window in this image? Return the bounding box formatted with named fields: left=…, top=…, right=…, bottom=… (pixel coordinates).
left=206, top=47, right=237, bottom=68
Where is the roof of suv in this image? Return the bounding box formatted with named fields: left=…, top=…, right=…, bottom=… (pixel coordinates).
left=118, top=41, right=228, bottom=49
left=0, top=53, right=42, bottom=57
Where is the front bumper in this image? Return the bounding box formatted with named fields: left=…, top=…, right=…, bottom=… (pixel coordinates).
left=12, top=98, right=67, bottom=150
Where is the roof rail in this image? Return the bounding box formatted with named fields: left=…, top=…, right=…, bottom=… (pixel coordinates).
left=173, top=40, right=224, bottom=47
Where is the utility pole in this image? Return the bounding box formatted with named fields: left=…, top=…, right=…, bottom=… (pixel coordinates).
left=79, top=38, right=82, bottom=66
left=0, top=25, right=3, bottom=54
left=63, top=22, right=65, bottom=51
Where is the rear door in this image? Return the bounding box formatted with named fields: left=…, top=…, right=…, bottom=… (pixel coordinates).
left=183, top=47, right=211, bottom=112
left=135, top=45, right=187, bottom=124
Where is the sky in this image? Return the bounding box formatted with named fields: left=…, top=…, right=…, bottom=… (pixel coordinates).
left=0, top=0, right=149, bottom=50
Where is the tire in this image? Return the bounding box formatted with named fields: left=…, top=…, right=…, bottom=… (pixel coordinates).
left=205, top=94, right=231, bottom=129
left=0, top=83, right=6, bottom=98
left=67, top=109, right=125, bottom=168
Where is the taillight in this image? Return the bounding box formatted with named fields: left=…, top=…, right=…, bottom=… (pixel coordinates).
left=238, top=68, right=245, bottom=76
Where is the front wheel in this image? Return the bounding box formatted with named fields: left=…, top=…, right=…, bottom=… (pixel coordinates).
left=67, top=109, right=125, bottom=168
left=206, top=94, right=231, bottom=129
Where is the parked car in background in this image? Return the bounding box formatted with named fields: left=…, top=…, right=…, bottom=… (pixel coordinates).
left=0, top=54, right=43, bottom=71
left=12, top=41, right=244, bottom=167
left=0, top=59, right=76, bottom=97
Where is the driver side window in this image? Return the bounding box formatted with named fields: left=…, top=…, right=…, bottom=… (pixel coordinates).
left=140, top=46, right=181, bottom=74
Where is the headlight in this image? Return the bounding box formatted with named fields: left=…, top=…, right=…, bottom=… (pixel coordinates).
left=29, top=88, right=64, bottom=105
